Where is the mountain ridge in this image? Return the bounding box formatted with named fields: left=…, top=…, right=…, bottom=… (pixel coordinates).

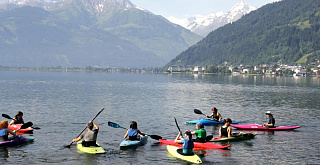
left=165, top=0, right=320, bottom=67
left=0, top=0, right=201, bottom=68
left=167, top=0, right=256, bottom=37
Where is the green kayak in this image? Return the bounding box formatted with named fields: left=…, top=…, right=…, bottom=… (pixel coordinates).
left=209, top=132, right=257, bottom=142
left=77, top=141, right=106, bottom=154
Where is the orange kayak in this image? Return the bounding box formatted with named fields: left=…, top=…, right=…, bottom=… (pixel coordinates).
left=8, top=124, right=33, bottom=133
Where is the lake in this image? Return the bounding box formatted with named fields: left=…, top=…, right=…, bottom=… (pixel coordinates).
left=0, top=71, right=319, bottom=164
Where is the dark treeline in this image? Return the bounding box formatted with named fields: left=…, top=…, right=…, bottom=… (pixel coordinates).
left=166, top=0, right=320, bottom=67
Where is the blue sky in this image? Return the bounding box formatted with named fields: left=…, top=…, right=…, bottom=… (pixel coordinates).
left=130, top=0, right=280, bottom=18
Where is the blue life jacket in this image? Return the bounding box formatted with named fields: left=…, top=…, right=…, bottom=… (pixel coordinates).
left=128, top=129, right=139, bottom=140
left=0, top=128, right=7, bottom=136
left=181, top=138, right=194, bottom=149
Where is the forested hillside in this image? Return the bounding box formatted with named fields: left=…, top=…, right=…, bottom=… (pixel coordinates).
left=166, top=0, right=320, bottom=67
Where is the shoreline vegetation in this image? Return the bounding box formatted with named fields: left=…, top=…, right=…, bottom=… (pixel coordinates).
left=1, top=65, right=319, bottom=77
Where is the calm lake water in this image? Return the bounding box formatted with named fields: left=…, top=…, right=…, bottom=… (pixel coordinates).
left=0, top=71, right=319, bottom=164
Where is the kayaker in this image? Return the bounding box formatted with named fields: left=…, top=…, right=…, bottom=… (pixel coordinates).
left=0, top=120, right=17, bottom=142
left=124, top=121, right=145, bottom=140
left=206, top=107, right=222, bottom=121
left=174, top=130, right=194, bottom=155
left=263, top=111, right=275, bottom=128
left=9, top=111, right=24, bottom=125
left=72, top=121, right=99, bottom=147
left=219, top=118, right=233, bottom=138
left=191, top=122, right=206, bottom=143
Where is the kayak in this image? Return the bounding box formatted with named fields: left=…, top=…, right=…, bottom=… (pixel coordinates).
left=167, top=145, right=202, bottom=164
left=0, top=136, right=35, bottom=147
left=77, top=141, right=106, bottom=154
left=120, top=135, right=148, bottom=148
left=159, top=139, right=230, bottom=150
left=210, top=132, right=257, bottom=142
left=231, top=124, right=301, bottom=130
left=8, top=124, right=33, bottom=133
left=186, top=119, right=239, bottom=125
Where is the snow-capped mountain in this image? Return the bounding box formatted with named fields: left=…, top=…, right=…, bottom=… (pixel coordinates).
left=168, top=0, right=256, bottom=37
left=0, top=0, right=47, bottom=5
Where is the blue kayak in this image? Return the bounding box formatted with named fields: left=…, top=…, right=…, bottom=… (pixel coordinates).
left=0, top=136, right=35, bottom=147
left=186, top=119, right=239, bottom=125
left=120, top=135, right=148, bottom=148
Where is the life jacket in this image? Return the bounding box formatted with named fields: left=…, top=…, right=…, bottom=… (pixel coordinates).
left=0, top=128, right=8, bottom=141
left=221, top=126, right=229, bottom=137
left=14, top=117, right=23, bottom=124
left=128, top=129, right=139, bottom=140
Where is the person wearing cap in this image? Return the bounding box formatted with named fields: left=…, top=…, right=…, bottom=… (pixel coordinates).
left=124, top=121, right=145, bottom=140
left=174, top=130, right=194, bottom=155
left=191, top=122, right=206, bottom=143
left=72, top=121, right=99, bottom=147
left=263, top=111, right=275, bottom=128
left=219, top=118, right=233, bottom=138
left=206, top=107, right=222, bottom=121
left=9, top=111, right=24, bottom=125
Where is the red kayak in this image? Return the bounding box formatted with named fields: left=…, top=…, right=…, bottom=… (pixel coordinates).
left=231, top=124, right=300, bottom=130
left=8, top=124, right=33, bottom=133
left=159, top=139, right=230, bottom=150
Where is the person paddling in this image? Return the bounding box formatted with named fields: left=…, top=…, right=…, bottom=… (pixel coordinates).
left=72, top=121, right=99, bottom=147
left=191, top=122, right=206, bottom=143
left=263, top=111, right=275, bottom=128
left=219, top=118, right=233, bottom=138
left=174, top=130, right=194, bottom=155
left=206, top=107, right=222, bottom=121
left=9, top=111, right=24, bottom=125
left=124, top=121, right=145, bottom=140
left=0, top=120, right=17, bottom=142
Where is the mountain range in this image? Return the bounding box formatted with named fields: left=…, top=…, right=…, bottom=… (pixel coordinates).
left=165, top=0, right=320, bottom=68
left=167, top=0, right=256, bottom=37
left=0, top=0, right=201, bottom=68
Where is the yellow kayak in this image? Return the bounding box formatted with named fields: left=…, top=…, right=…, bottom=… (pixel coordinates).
left=77, top=141, right=106, bottom=154
left=167, top=145, right=202, bottom=164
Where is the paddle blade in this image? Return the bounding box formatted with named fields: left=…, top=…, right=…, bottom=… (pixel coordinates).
left=108, top=121, right=121, bottom=128
left=194, top=109, right=203, bottom=115
left=20, top=122, right=33, bottom=129
left=149, top=135, right=162, bottom=140
left=2, top=114, right=12, bottom=119
left=32, top=127, right=41, bottom=130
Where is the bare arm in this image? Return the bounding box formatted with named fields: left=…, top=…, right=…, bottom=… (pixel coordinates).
left=174, top=131, right=182, bottom=143
left=138, top=130, right=145, bottom=136
left=227, top=127, right=232, bottom=138
left=219, top=127, right=222, bottom=138
left=124, top=129, right=129, bottom=139
left=93, top=123, right=99, bottom=130
left=72, top=137, right=82, bottom=142
left=218, top=112, right=222, bottom=121
left=7, top=129, right=16, bottom=136
left=206, top=113, right=213, bottom=118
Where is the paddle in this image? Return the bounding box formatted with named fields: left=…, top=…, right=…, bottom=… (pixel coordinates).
left=2, top=114, right=41, bottom=129
left=174, top=117, right=181, bottom=132
left=107, top=121, right=162, bottom=140
left=194, top=109, right=208, bottom=117
left=13, top=121, right=33, bottom=132
left=64, top=108, right=105, bottom=148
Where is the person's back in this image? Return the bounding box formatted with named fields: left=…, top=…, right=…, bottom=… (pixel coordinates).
left=128, top=128, right=139, bottom=140
left=0, top=128, right=8, bottom=141
left=181, top=138, right=194, bottom=155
